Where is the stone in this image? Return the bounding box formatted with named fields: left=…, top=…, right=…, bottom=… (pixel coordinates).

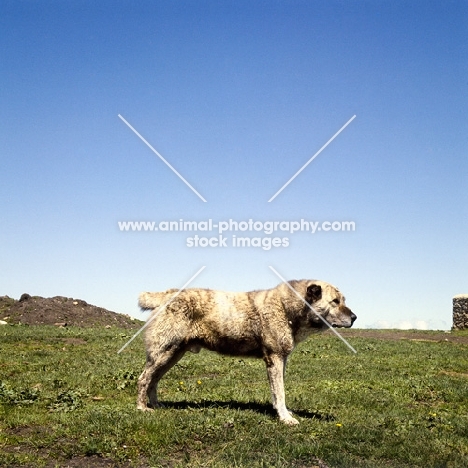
left=452, top=295, right=468, bottom=330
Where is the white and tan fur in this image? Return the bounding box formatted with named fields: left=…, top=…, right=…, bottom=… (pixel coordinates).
left=137, top=280, right=356, bottom=425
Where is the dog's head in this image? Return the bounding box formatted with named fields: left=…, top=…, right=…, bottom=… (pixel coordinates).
left=303, top=280, right=356, bottom=329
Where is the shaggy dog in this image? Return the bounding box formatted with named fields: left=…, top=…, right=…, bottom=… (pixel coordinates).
left=137, top=280, right=356, bottom=425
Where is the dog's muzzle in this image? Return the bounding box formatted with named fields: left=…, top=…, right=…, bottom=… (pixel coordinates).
left=331, top=311, right=357, bottom=328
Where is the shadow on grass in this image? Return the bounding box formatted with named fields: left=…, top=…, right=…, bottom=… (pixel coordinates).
left=158, top=400, right=335, bottom=421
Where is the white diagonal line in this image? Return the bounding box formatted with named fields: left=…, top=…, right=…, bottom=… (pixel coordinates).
left=118, top=114, right=207, bottom=202
left=268, top=266, right=357, bottom=353
left=268, top=115, right=356, bottom=202
left=117, top=266, right=206, bottom=354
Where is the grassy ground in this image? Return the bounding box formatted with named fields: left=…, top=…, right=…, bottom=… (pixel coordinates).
left=0, top=325, right=467, bottom=467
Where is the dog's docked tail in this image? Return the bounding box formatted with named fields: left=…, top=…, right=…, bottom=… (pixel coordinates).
left=138, top=289, right=179, bottom=311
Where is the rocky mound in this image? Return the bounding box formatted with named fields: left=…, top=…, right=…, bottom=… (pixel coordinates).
left=0, top=293, right=143, bottom=329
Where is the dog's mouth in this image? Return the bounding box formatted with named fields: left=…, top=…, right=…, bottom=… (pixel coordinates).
left=330, top=322, right=353, bottom=328
left=314, top=315, right=356, bottom=329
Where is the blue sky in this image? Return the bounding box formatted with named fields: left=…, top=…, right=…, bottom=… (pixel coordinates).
left=1, top=1, right=467, bottom=330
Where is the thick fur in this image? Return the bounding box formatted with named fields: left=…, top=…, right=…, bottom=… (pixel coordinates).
left=137, top=280, right=356, bottom=425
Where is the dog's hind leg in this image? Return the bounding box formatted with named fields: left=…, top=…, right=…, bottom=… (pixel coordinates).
left=137, top=346, right=185, bottom=411
left=137, top=308, right=190, bottom=411
left=147, top=347, right=186, bottom=408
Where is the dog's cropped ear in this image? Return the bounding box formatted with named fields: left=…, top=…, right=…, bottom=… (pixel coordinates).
left=306, top=284, right=322, bottom=302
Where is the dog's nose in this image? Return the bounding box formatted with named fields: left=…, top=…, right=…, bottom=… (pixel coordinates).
left=350, top=313, right=357, bottom=323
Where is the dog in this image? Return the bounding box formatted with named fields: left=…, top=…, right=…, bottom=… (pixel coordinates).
left=137, top=280, right=356, bottom=425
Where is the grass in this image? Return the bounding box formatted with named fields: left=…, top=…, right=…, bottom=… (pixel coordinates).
left=0, top=325, right=467, bottom=467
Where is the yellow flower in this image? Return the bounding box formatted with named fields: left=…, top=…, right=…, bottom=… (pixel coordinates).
left=336, top=423, right=342, bottom=427
left=197, top=380, right=202, bottom=385
left=179, top=381, right=184, bottom=385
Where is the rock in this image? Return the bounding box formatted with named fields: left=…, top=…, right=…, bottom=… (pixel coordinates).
left=453, top=295, right=468, bottom=330
left=0, top=320, right=7, bottom=325
left=19, top=293, right=31, bottom=302
left=54, top=322, right=67, bottom=327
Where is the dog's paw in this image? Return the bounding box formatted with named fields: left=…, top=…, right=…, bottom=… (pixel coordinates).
left=281, top=416, right=299, bottom=426
left=137, top=405, right=154, bottom=412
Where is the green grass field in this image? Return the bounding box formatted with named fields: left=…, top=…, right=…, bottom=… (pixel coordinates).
left=0, top=326, right=467, bottom=467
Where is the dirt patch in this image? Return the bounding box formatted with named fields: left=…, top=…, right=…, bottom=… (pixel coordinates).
left=337, top=328, right=468, bottom=344
left=0, top=294, right=142, bottom=329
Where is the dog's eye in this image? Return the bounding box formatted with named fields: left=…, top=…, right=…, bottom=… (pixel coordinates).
left=332, top=299, right=340, bottom=305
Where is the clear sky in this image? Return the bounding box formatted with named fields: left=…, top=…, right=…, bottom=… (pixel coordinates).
left=1, top=1, right=467, bottom=330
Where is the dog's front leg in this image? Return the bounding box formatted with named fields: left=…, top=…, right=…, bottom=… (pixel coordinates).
left=264, top=353, right=299, bottom=425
